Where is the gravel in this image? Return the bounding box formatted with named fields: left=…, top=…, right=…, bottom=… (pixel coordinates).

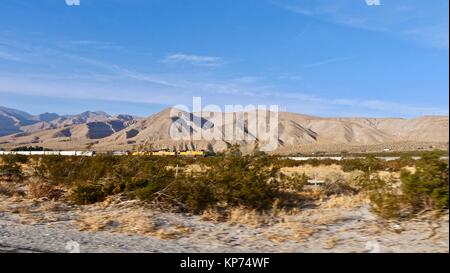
left=0, top=203, right=448, bottom=253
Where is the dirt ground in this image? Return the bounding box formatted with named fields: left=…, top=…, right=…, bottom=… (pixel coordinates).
left=0, top=164, right=448, bottom=253
left=0, top=191, right=448, bottom=253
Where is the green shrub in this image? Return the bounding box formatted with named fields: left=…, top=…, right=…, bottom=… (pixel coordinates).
left=360, top=152, right=449, bottom=219
left=280, top=173, right=309, bottom=192
left=71, top=183, right=107, bottom=205
left=366, top=176, right=403, bottom=219
left=0, top=154, right=27, bottom=183
left=386, top=155, right=415, bottom=171
left=133, top=155, right=281, bottom=212
left=207, top=155, right=280, bottom=210
left=1, top=154, right=29, bottom=165
left=370, top=192, right=403, bottom=219
left=341, top=156, right=384, bottom=173
left=134, top=180, right=169, bottom=200
left=167, top=177, right=215, bottom=212
left=16, top=152, right=446, bottom=218
left=0, top=163, right=24, bottom=183
left=401, top=152, right=449, bottom=212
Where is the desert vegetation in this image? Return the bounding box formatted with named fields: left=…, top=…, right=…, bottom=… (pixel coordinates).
left=0, top=149, right=448, bottom=220
left=1, top=149, right=448, bottom=253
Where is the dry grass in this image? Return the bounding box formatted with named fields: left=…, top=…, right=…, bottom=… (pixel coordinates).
left=201, top=204, right=318, bottom=244
left=0, top=182, right=16, bottom=197
left=0, top=181, right=25, bottom=197
left=200, top=209, right=226, bottom=222
left=403, top=166, right=416, bottom=174
left=76, top=196, right=193, bottom=239
left=10, top=204, right=31, bottom=215
left=202, top=205, right=319, bottom=243
left=228, top=208, right=276, bottom=227
left=281, top=164, right=347, bottom=180
left=165, top=164, right=210, bottom=174
left=201, top=207, right=278, bottom=226
left=28, top=181, right=64, bottom=200
left=307, top=212, right=345, bottom=226
left=200, top=190, right=367, bottom=242
left=78, top=208, right=154, bottom=234
left=0, top=194, right=72, bottom=224
left=322, top=236, right=340, bottom=249
left=289, top=194, right=369, bottom=228
left=364, top=223, right=383, bottom=235
left=264, top=221, right=315, bottom=243
left=320, top=194, right=368, bottom=209
left=184, top=164, right=209, bottom=174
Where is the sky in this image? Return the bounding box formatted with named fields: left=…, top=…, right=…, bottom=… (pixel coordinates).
left=0, top=0, right=448, bottom=117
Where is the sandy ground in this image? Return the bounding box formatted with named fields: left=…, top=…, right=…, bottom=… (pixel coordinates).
left=0, top=194, right=448, bottom=253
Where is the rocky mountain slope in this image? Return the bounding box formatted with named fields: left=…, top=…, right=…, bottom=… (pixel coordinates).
left=0, top=106, right=448, bottom=153
left=0, top=106, right=137, bottom=149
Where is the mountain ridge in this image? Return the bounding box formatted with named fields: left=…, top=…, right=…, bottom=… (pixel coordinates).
left=0, top=106, right=448, bottom=154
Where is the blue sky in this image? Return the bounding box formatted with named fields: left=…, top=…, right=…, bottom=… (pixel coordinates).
left=0, top=0, right=448, bottom=117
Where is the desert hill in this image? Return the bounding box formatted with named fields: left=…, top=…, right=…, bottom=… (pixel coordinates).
left=0, top=106, right=448, bottom=153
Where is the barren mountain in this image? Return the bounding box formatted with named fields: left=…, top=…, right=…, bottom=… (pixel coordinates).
left=0, top=107, right=138, bottom=149
left=0, top=106, right=61, bottom=137
left=0, top=106, right=448, bottom=153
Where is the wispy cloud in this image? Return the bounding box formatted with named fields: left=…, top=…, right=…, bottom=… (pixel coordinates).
left=277, top=73, right=302, bottom=81
left=403, top=24, right=449, bottom=50
left=331, top=98, right=448, bottom=117
left=270, top=0, right=382, bottom=30
left=69, top=40, right=112, bottom=46
left=262, top=91, right=449, bottom=117
left=1, top=70, right=446, bottom=118
left=0, top=35, right=183, bottom=89
left=303, top=56, right=354, bottom=68
left=0, top=34, right=446, bottom=118
left=0, top=42, right=23, bottom=62
left=162, top=53, right=226, bottom=67
left=64, top=40, right=124, bottom=51
left=271, top=0, right=449, bottom=50
left=0, top=50, right=22, bottom=62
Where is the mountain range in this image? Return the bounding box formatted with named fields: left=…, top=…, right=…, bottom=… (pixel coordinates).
left=0, top=106, right=448, bottom=154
